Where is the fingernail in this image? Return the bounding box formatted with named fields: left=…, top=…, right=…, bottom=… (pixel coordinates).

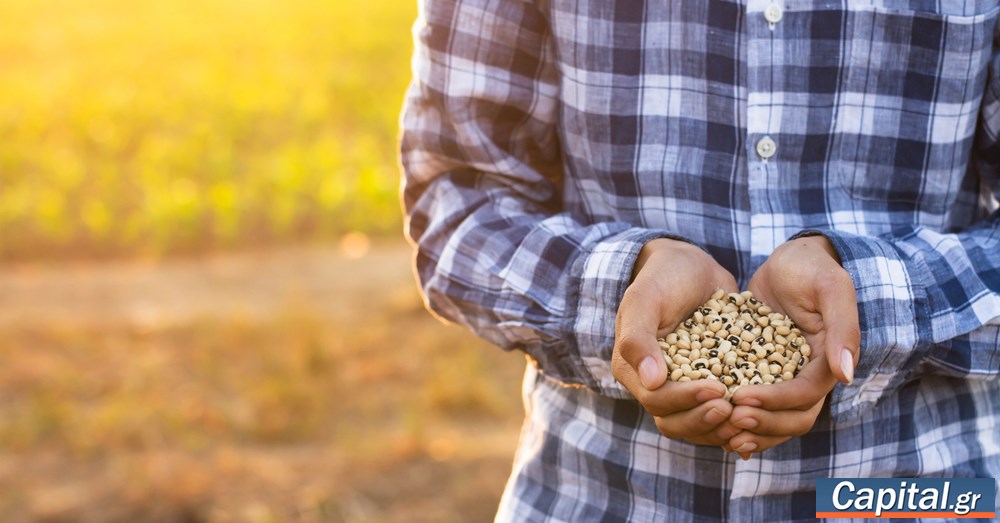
left=736, top=397, right=762, bottom=407
left=741, top=452, right=753, bottom=461
left=638, top=357, right=660, bottom=389
left=735, top=442, right=757, bottom=453
left=840, top=348, right=855, bottom=385
left=736, top=417, right=758, bottom=430
left=695, top=388, right=723, bottom=403
left=703, top=407, right=726, bottom=424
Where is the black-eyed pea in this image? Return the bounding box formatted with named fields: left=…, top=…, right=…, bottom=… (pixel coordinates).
left=749, top=375, right=763, bottom=385
left=679, top=376, right=692, bottom=382
left=740, top=330, right=755, bottom=342
left=711, top=288, right=725, bottom=301
left=769, top=363, right=782, bottom=375
left=775, top=334, right=788, bottom=346
left=728, top=292, right=745, bottom=306
left=680, top=363, right=692, bottom=373
left=756, top=360, right=769, bottom=375
left=702, top=337, right=717, bottom=348
left=691, top=340, right=702, bottom=351
left=747, top=353, right=758, bottom=363
left=671, top=368, right=684, bottom=381
left=776, top=325, right=791, bottom=336
left=677, top=349, right=690, bottom=359
left=763, top=374, right=775, bottom=384
left=693, top=311, right=705, bottom=324
left=723, top=375, right=734, bottom=386
left=677, top=338, right=691, bottom=350
left=711, top=363, right=723, bottom=376
left=757, top=316, right=770, bottom=327
left=782, top=371, right=794, bottom=381
left=758, top=305, right=773, bottom=315
left=800, top=344, right=812, bottom=358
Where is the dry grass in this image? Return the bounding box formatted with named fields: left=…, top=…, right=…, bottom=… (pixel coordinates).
left=0, top=243, right=526, bottom=522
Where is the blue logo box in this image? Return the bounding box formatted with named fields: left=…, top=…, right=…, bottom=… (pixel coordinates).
left=816, top=478, right=996, bottom=518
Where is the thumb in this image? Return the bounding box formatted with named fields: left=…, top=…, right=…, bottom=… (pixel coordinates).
left=817, top=271, right=861, bottom=384
left=615, top=285, right=668, bottom=390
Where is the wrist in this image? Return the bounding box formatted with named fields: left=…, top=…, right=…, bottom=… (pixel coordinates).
left=792, top=234, right=842, bottom=265
left=632, top=238, right=698, bottom=282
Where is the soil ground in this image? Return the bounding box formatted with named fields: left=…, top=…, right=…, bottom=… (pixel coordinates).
left=0, top=241, right=527, bottom=522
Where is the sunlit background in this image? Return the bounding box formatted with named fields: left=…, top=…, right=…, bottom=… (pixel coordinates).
left=0, top=1, right=525, bottom=521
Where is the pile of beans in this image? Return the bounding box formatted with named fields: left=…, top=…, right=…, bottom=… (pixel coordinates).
left=659, top=289, right=811, bottom=400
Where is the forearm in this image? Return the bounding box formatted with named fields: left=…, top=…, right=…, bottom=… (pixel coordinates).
left=408, top=171, right=680, bottom=396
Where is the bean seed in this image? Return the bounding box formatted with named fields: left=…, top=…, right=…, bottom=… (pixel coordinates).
left=671, top=368, right=684, bottom=381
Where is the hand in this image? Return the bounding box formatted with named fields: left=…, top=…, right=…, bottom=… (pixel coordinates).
left=726, top=235, right=860, bottom=458
left=612, top=239, right=742, bottom=446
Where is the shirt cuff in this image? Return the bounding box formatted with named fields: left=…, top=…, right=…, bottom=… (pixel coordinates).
left=567, top=228, right=695, bottom=399
left=792, top=229, right=930, bottom=420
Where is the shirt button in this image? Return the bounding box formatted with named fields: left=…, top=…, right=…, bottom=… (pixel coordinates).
left=756, top=137, right=777, bottom=159
left=764, top=3, right=783, bottom=24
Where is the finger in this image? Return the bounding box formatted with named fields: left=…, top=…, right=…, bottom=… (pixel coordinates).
left=632, top=379, right=727, bottom=417
left=712, top=420, right=744, bottom=442
left=729, top=434, right=792, bottom=456
left=614, top=284, right=669, bottom=390
left=731, top=357, right=836, bottom=411
left=728, top=401, right=824, bottom=437
left=653, top=398, right=733, bottom=442
left=815, top=268, right=861, bottom=384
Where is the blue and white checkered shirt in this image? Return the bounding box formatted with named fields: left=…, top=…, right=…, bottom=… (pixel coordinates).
left=400, top=0, right=1000, bottom=520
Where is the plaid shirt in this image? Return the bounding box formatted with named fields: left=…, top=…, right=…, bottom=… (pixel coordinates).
left=400, top=0, right=1000, bottom=520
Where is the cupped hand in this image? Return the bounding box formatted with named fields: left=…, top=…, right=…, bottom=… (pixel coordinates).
left=612, top=238, right=742, bottom=446
left=725, top=235, right=860, bottom=458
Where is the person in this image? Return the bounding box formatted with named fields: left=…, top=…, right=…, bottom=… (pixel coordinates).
left=399, top=0, right=1000, bottom=520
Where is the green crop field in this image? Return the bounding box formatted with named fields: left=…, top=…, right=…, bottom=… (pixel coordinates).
left=0, top=0, right=416, bottom=260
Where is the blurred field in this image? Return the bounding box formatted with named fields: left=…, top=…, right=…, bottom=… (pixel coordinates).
left=0, top=0, right=531, bottom=520
left=0, top=241, right=527, bottom=522
left=0, top=0, right=413, bottom=259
